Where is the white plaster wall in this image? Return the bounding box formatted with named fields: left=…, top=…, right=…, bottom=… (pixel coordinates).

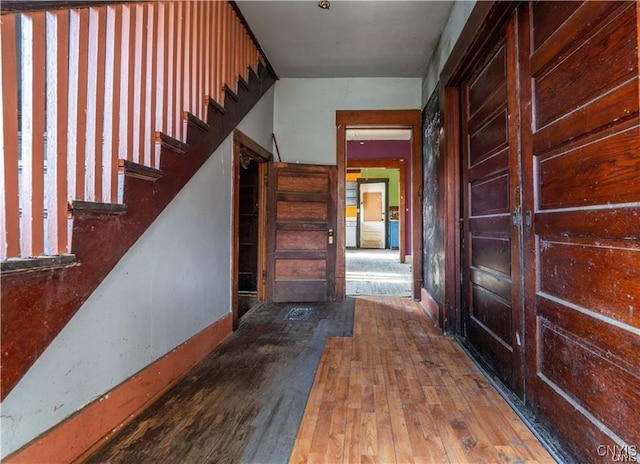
left=421, top=0, right=477, bottom=108
left=273, top=78, right=421, bottom=166
left=0, top=86, right=275, bottom=458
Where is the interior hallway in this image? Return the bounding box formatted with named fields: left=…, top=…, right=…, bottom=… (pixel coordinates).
left=88, top=297, right=554, bottom=463
left=346, top=249, right=412, bottom=297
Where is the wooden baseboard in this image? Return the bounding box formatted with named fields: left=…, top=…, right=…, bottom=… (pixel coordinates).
left=420, top=288, right=441, bottom=326
left=5, top=314, right=233, bottom=464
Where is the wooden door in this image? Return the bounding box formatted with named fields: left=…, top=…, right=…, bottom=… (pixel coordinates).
left=267, top=163, right=337, bottom=302
left=520, top=2, right=640, bottom=460
left=358, top=180, right=387, bottom=249
left=461, top=18, right=524, bottom=395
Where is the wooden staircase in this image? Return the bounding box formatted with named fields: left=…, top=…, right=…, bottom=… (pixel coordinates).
left=0, top=2, right=276, bottom=400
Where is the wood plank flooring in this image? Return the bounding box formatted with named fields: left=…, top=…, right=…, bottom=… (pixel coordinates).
left=87, top=300, right=355, bottom=464
left=346, top=249, right=411, bottom=297
left=290, top=296, right=555, bottom=464
left=88, top=296, right=555, bottom=463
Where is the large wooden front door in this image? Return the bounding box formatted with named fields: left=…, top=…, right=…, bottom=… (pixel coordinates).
left=267, top=163, right=337, bottom=302
left=461, top=20, right=524, bottom=395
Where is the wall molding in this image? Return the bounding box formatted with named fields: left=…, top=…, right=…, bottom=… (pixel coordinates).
left=5, top=314, right=233, bottom=463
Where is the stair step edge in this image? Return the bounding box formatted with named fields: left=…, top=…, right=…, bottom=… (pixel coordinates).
left=156, top=132, right=189, bottom=155
left=70, top=201, right=127, bottom=215
left=1, top=254, right=77, bottom=274
left=119, top=159, right=163, bottom=182
left=183, top=111, right=210, bottom=132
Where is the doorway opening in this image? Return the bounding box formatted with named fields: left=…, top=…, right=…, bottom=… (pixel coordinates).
left=336, top=110, right=422, bottom=299
left=232, top=131, right=271, bottom=329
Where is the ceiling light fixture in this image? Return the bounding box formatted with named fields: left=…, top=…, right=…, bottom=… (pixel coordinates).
left=318, top=0, right=330, bottom=10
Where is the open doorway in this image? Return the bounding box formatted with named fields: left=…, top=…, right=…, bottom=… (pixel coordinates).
left=232, top=131, right=271, bottom=329
left=337, top=113, right=422, bottom=298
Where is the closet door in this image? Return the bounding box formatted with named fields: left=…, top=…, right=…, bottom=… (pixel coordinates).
left=520, top=2, right=640, bottom=460
left=461, top=15, right=524, bottom=395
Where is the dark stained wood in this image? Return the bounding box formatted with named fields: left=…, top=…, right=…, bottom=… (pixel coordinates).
left=267, top=163, right=337, bottom=302
left=86, top=299, right=355, bottom=464
left=442, top=87, right=461, bottom=334
left=460, top=17, right=524, bottom=395
left=232, top=131, right=271, bottom=328
left=1, top=63, right=276, bottom=400
left=335, top=109, right=422, bottom=300
left=440, top=1, right=640, bottom=462
left=119, top=159, right=163, bottom=182
left=534, top=5, right=636, bottom=129
left=520, top=2, right=640, bottom=461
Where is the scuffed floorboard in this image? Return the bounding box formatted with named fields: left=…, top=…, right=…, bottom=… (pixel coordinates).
left=87, top=299, right=354, bottom=464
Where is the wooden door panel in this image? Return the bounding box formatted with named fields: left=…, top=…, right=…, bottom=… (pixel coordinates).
left=462, top=28, right=522, bottom=392
left=268, top=163, right=336, bottom=303
left=521, top=2, right=640, bottom=460
left=538, top=126, right=640, bottom=209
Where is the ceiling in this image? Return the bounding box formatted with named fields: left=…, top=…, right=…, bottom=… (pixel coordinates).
left=235, top=0, right=454, bottom=78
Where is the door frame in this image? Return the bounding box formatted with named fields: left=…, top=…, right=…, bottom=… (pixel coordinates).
left=437, top=2, right=514, bottom=333
left=336, top=109, right=422, bottom=300
left=356, top=178, right=389, bottom=249
left=347, top=158, right=406, bottom=261
left=232, top=130, right=271, bottom=330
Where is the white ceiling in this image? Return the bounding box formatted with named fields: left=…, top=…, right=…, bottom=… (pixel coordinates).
left=236, top=0, right=454, bottom=78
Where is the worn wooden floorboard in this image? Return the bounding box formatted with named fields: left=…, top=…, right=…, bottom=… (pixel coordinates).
left=87, top=300, right=355, bottom=464
left=89, top=296, right=553, bottom=464
left=289, top=296, right=555, bottom=464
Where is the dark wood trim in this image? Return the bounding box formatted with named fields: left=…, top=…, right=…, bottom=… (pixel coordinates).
left=184, top=111, right=210, bottom=132
left=224, top=85, right=239, bottom=103
left=440, top=1, right=516, bottom=87
left=335, top=109, right=422, bottom=301
left=156, top=132, right=189, bottom=155
left=119, top=159, right=163, bottom=182
left=237, top=75, right=250, bottom=92
left=234, top=130, right=272, bottom=162
left=69, top=201, right=127, bottom=215
left=231, top=131, right=272, bottom=329
left=1, top=255, right=77, bottom=274
left=347, top=158, right=406, bottom=263
left=442, top=87, right=461, bottom=335
left=335, top=124, right=347, bottom=299
left=207, top=96, right=227, bottom=116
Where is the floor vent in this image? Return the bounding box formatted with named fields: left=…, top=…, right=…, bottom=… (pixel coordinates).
left=284, top=306, right=317, bottom=321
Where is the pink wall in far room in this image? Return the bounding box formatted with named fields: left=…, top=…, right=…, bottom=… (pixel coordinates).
left=346, top=140, right=412, bottom=255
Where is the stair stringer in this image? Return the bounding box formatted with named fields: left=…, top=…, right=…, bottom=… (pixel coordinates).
left=0, top=63, right=276, bottom=400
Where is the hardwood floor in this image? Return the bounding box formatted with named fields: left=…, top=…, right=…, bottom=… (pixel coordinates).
left=87, top=300, right=355, bottom=464
left=346, top=249, right=411, bottom=297
left=290, top=296, right=555, bottom=464
left=89, top=297, right=555, bottom=463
